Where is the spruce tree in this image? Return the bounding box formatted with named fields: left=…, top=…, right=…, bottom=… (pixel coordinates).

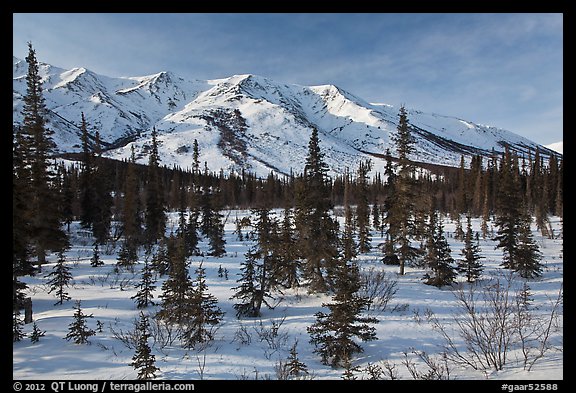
left=151, top=237, right=170, bottom=277
left=294, top=128, right=340, bottom=292
left=423, top=210, right=457, bottom=287
left=388, top=107, right=418, bottom=275
left=121, top=146, right=143, bottom=250
left=131, top=312, right=160, bottom=380
left=156, top=236, right=192, bottom=327
left=13, top=307, right=26, bottom=342
left=90, top=133, right=113, bottom=244
left=494, top=148, right=524, bottom=272
left=184, top=262, right=224, bottom=348
left=342, top=170, right=358, bottom=262
left=231, top=244, right=273, bottom=318
left=131, top=254, right=156, bottom=309
left=19, top=42, right=68, bottom=267
left=307, top=260, right=378, bottom=367
left=275, top=207, right=300, bottom=289
left=144, top=127, right=166, bottom=244
left=79, top=113, right=95, bottom=230
left=64, top=300, right=95, bottom=344
left=457, top=215, right=484, bottom=283
left=514, top=216, right=543, bottom=279
left=47, top=250, right=73, bottom=305
left=13, top=125, right=34, bottom=277
left=283, top=340, right=309, bottom=379
left=200, top=187, right=226, bottom=257
left=356, top=160, right=372, bottom=253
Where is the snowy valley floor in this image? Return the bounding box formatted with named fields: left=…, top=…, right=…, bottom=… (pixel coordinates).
left=13, top=211, right=563, bottom=381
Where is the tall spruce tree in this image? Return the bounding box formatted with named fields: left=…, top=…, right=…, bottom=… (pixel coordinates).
left=356, top=160, right=372, bottom=253
left=144, top=128, right=166, bottom=244
left=79, top=113, right=95, bottom=230
left=121, top=146, right=143, bottom=251
left=494, top=148, right=525, bottom=272
left=19, top=42, right=68, bottom=268
left=294, top=128, right=340, bottom=292
left=388, top=106, right=418, bottom=275
left=307, top=260, right=378, bottom=367
left=342, top=170, right=358, bottom=262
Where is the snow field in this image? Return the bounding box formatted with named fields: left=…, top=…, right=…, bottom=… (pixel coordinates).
left=13, top=212, right=563, bottom=380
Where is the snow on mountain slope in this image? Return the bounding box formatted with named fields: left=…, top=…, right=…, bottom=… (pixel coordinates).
left=12, top=57, right=561, bottom=177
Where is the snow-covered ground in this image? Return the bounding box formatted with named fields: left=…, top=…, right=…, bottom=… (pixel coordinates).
left=13, top=211, right=563, bottom=381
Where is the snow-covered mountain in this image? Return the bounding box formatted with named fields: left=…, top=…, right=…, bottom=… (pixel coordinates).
left=13, top=57, right=561, bottom=177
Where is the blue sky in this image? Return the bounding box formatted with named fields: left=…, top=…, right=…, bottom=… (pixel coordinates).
left=13, top=13, right=563, bottom=146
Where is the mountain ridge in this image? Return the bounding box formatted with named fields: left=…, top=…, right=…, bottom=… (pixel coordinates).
left=12, top=56, right=561, bottom=177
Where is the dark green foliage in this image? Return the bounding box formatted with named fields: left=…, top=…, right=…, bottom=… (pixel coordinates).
left=494, top=148, right=524, bottom=270
left=295, top=128, right=340, bottom=293
left=131, top=254, right=156, bottom=309
left=47, top=250, right=73, bottom=305
left=342, top=170, right=358, bottom=262
left=120, top=146, right=143, bottom=250
left=64, top=300, right=95, bottom=344
left=18, top=42, right=68, bottom=267
left=13, top=309, right=26, bottom=342
left=183, top=262, right=224, bottom=348
left=30, top=322, right=45, bottom=343
left=356, top=160, right=372, bottom=253
left=131, top=312, right=160, bottom=380
left=200, top=187, right=226, bottom=257
left=457, top=215, right=484, bottom=283
left=156, top=236, right=192, bottom=326
left=144, top=128, right=166, bottom=244
left=78, top=114, right=113, bottom=244
left=423, top=211, right=457, bottom=287
left=387, top=107, right=418, bottom=275
left=231, top=244, right=273, bottom=318
left=308, top=261, right=378, bottom=368
left=275, top=208, right=300, bottom=289
left=514, top=217, right=543, bottom=279
left=90, top=243, right=103, bottom=267
left=116, top=240, right=138, bottom=271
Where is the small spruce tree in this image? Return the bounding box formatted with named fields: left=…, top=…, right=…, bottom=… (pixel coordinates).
left=183, top=262, right=224, bottom=348
left=47, top=250, right=73, bottom=305
left=457, top=215, right=484, bottom=283
left=30, top=322, right=45, bottom=343
left=131, top=312, right=160, bottom=380
left=307, top=260, right=378, bottom=367
left=131, top=254, right=156, bottom=309
left=90, top=243, right=103, bottom=267
left=284, top=340, right=309, bottom=379
left=64, top=300, right=95, bottom=344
